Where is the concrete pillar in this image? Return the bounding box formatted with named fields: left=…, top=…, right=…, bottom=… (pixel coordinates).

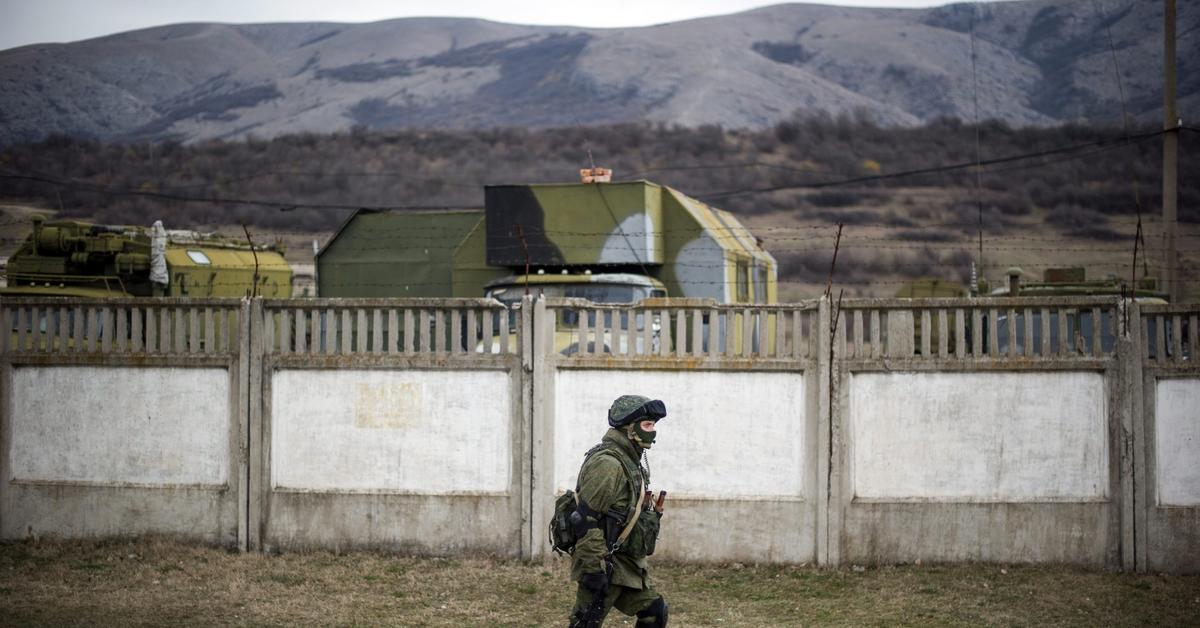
left=245, top=298, right=263, bottom=552
left=816, top=297, right=836, bottom=566
left=1115, top=299, right=1140, bottom=570
left=529, top=296, right=556, bottom=561
left=519, top=295, right=535, bottom=559
left=1123, top=301, right=1147, bottom=571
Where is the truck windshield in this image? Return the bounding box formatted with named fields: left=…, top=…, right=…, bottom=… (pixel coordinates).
left=487, top=283, right=662, bottom=305
left=486, top=282, right=665, bottom=332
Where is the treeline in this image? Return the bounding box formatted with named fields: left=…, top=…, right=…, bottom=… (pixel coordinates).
left=0, top=113, right=1195, bottom=238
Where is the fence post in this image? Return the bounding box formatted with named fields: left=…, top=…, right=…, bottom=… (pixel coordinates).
left=530, top=296, right=555, bottom=561
left=519, top=296, right=535, bottom=560
left=235, top=298, right=251, bottom=551
left=1121, top=300, right=1146, bottom=571
left=816, top=297, right=835, bottom=566
left=246, top=298, right=265, bottom=552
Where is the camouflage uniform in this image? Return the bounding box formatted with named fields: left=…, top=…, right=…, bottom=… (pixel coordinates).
left=568, top=395, right=668, bottom=627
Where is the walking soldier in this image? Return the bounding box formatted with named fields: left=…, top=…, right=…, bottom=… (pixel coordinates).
left=567, top=394, right=668, bottom=627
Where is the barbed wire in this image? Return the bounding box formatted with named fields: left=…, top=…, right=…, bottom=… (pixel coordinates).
left=3, top=213, right=1196, bottom=235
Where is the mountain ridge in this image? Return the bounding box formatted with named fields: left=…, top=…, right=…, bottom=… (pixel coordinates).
left=0, top=1, right=1195, bottom=144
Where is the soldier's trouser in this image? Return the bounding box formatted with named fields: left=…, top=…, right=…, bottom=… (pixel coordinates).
left=571, top=583, right=663, bottom=625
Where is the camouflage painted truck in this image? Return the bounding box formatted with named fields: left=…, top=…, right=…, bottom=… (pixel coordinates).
left=1, top=215, right=291, bottom=298
left=321, top=172, right=776, bottom=304
left=317, top=172, right=778, bottom=351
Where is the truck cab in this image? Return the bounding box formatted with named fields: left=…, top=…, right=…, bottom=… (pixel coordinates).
left=483, top=271, right=667, bottom=354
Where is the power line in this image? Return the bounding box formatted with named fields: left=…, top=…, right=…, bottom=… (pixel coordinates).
left=0, top=170, right=480, bottom=212
left=696, top=129, right=1168, bottom=200
left=0, top=126, right=1173, bottom=211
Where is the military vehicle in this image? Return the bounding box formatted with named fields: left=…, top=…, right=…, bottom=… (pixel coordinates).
left=894, top=267, right=1173, bottom=356
left=1, top=216, right=292, bottom=298
left=481, top=171, right=776, bottom=306
left=988, top=266, right=1165, bottom=300
left=985, top=266, right=1171, bottom=356
left=320, top=170, right=777, bottom=305
left=319, top=171, right=776, bottom=353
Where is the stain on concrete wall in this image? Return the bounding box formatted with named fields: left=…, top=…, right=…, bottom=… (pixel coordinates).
left=554, top=370, right=806, bottom=499
left=354, top=382, right=422, bottom=428
left=10, top=366, right=229, bottom=486
left=849, top=372, right=1108, bottom=501
left=270, top=370, right=511, bottom=493
left=1155, top=378, right=1200, bottom=506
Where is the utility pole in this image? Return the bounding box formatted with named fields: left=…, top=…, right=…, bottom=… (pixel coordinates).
left=1163, top=0, right=1179, bottom=301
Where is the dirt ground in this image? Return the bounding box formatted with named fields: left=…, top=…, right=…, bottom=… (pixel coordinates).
left=0, top=540, right=1196, bottom=627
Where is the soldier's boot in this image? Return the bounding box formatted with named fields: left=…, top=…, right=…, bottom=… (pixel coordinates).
left=569, top=607, right=605, bottom=628
left=635, top=597, right=668, bottom=627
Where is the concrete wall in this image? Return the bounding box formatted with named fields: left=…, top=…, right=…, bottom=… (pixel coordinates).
left=4, top=296, right=1196, bottom=573
left=838, top=369, right=1117, bottom=567
left=550, top=368, right=815, bottom=563
left=261, top=366, right=524, bottom=555
left=1153, top=379, right=1200, bottom=507
left=2, top=364, right=239, bottom=543
left=849, top=372, right=1108, bottom=502
left=11, top=367, right=229, bottom=487
left=553, top=370, right=806, bottom=499
left=270, top=370, right=511, bottom=493
left=1140, top=374, right=1200, bottom=574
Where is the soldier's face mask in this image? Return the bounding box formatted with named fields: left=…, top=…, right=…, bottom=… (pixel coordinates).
left=632, top=419, right=658, bottom=449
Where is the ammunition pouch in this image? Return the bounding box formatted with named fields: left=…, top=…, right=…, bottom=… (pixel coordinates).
left=619, top=508, right=661, bottom=559
left=550, top=490, right=582, bottom=555
left=550, top=494, right=625, bottom=556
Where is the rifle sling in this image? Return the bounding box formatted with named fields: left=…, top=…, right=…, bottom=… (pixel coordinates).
left=615, top=476, right=645, bottom=548
left=575, top=443, right=646, bottom=550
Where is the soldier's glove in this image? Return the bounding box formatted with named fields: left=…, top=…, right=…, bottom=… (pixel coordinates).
left=579, top=571, right=609, bottom=595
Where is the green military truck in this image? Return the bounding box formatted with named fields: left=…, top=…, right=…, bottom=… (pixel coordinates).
left=318, top=175, right=777, bottom=306
left=895, top=267, right=1172, bottom=356
left=987, top=266, right=1169, bottom=356
left=1, top=216, right=292, bottom=298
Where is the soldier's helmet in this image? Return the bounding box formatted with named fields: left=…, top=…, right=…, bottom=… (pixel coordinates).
left=608, top=395, right=667, bottom=428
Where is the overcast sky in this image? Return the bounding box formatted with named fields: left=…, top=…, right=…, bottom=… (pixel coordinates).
left=0, top=0, right=971, bottom=51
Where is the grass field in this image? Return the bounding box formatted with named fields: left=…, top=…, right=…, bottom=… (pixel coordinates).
left=0, top=540, right=1196, bottom=627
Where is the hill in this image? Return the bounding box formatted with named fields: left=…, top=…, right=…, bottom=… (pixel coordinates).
left=0, top=1, right=1195, bottom=144
left=1, top=119, right=1196, bottom=300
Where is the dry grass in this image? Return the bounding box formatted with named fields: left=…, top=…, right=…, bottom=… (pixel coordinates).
left=4, top=193, right=1199, bottom=303
left=0, top=540, right=1197, bottom=627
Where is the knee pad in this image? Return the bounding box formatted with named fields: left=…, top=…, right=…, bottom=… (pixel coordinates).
left=636, top=596, right=668, bottom=627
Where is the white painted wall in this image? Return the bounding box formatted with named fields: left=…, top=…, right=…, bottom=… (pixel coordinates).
left=1155, top=378, right=1200, bottom=506
left=554, top=370, right=806, bottom=499
left=10, top=366, right=229, bottom=486
left=271, top=369, right=511, bottom=493
left=850, top=372, right=1108, bottom=501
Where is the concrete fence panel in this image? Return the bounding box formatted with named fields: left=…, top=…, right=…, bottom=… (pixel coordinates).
left=5, top=294, right=1197, bottom=573
left=832, top=298, right=1126, bottom=568
left=254, top=299, right=530, bottom=556
left=0, top=298, right=247, bottom=547
left=849, top=372, right=1108, bottom=502
left=1136, top=304, right=1200, bottom=574
left=534, top=299, right=822, bottom=563
left=1154, top=379, right=1200, bottom=507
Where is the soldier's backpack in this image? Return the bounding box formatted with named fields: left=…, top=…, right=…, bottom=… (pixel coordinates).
left=548, top=443, right=643, bottom=556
